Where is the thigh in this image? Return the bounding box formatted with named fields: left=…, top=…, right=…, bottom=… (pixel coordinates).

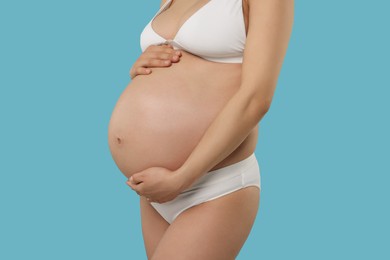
left=139, top=196, right=170, bottom=259
left=151, top=186, right=260, bottom=260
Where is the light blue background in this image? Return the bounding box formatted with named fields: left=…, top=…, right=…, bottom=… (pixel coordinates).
left=1, top=0, right=389, bottom=259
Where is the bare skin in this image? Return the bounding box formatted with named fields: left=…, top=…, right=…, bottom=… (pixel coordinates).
left=108, top=0, right=294, bottom=258
left=142, top=186, right=259, bottom=260
left=129, top=44, right=182, bottom=80
left=132, top=1, right=255, bottom=259
left=108, top=0, right=255, bottom=178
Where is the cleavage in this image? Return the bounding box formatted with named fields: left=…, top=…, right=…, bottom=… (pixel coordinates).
left=151, top=0, right=212, bottom=41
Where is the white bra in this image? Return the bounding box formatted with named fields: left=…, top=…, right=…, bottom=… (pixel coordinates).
left=140, top=0, right=247, bottom=63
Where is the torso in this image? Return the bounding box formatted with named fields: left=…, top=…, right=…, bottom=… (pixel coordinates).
left=107, top=0, right=258, bottom=178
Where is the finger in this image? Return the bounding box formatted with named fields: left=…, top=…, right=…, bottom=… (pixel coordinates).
left=141, top=54, right=180, bottom=67
left=151, top=49, right=182, bottom=60
left=155, top=43, right=174, bottom=49
left=131, top=174, right=144, bottom=184
left=129, top=66, right=150, bottom=79
left=129, top=67, right=136, bottom=79
left=145, top=47, right=181, bottom=60
left=158, top=51, right=181, bottom=62
left=158, top=44, right=180, bottom=55
left=140, top=48, right=181, bottom=64
left=148, top=52, right=174, bottom=60
left=136, top=182, right=145, bottom=194
left=174, top=50, right=182, bottom=56
left=131, top=47, right=182, bottom=78
left=146, top=44, right=172, bottom=53
left=127, top=182, right=144, bottom=197
left=132, top=58, right=167, bottom=70
left=145, top=44, right=181, bottom=59
left=126, top=180, right=138, bottom=191
left=158, top=47, right=181, bottom=56
left=148, top=58, right=173, bottom=67
left=132, top=66, right=151, bottom=77
left=170, top=53, right=181, bottom=62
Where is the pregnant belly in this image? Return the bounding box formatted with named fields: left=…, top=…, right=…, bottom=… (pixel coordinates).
left=108, top=53, right=242, bottom=178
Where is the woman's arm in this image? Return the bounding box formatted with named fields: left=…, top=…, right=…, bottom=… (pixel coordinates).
left=176, top=0, right=295, bottom=189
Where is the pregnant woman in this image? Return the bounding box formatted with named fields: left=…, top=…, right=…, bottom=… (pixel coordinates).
left=108, top=0, right=294, bottom=259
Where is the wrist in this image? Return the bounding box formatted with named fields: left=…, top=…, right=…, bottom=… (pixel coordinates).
left=174, top=167, right=196, bottom=192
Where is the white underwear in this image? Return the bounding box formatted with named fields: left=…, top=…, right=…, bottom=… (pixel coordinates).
left=150, top=153, right=261, bottom=224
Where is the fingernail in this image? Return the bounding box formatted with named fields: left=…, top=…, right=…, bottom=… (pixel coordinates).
left=165, top=60, right=171, bottom=64
left=175, top=51, right=181, bottom=55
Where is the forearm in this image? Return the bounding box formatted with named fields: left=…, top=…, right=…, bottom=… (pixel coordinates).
left=177, top=88, right=270, bottom=190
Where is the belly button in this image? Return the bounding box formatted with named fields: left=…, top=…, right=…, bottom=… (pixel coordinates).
left=116, top=137, right=122, bottom=144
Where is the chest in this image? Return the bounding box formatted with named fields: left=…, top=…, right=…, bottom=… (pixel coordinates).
left=153, top=0, right=249, bottom=40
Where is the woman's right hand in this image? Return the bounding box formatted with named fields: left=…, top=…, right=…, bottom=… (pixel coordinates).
left=129, top=44, right=182, bottom=79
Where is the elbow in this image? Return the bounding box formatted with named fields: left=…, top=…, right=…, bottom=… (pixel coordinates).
left=257, top=96, right=272, bottom=113
left=238, top=82, right=274, bottom=121
left=246, top=94, right=272, bottom=122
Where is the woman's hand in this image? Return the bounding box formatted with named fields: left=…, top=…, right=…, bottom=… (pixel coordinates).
left=129, top=44, right=182, bottom=79
left=126, top=167, right=187, bottom=203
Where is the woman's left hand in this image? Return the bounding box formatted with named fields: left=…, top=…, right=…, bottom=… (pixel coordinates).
left=126, top=167, right=187, bottom=203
